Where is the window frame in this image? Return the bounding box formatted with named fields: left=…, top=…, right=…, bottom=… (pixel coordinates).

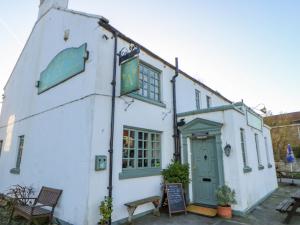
left=120, top=126, right=162, bottom=179
left=10, top=135, right=25, bottom=174
left=264, top=137, right=272, bottom=168
left=129, top=61, right=165, bottom=107
left=0, top=140, right=3, bottom=157
left=206, top=95, right=212, bottom=108
left=195, top=89, right=201, bottom=110
left=240, top=128, right=252, bottom=173
left=255, top=133, right=264, bottom=170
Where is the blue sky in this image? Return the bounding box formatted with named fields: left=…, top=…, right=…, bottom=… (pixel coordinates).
left=0, top=0, right=299, bottom=114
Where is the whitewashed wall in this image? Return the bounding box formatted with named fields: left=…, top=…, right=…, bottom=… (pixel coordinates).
left=179, top=108, right=277, bottom=213
left=0, top=9, right=101, bottom=225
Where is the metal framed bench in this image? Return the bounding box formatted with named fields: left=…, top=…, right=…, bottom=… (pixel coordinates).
left=8, top=186, right=62, bottom=225
left=124, top=196, right=160, bottom=224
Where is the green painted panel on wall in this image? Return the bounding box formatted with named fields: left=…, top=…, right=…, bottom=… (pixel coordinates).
left=120, top=57, right=140, bottom=96
left=38, top=43, right=88, bottom=93
left=247, top=110, right=262, bottom=131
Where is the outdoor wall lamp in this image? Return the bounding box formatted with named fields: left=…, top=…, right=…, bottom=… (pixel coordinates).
left=224, top=144, right=232, bottom=157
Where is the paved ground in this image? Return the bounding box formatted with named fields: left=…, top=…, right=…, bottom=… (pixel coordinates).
left=133, top=183, right=300, bottom=225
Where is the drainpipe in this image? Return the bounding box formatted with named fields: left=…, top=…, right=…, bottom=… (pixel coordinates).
left=171, top=57, right=180, bottom=162
left=108, top=29, right=118, bottom=225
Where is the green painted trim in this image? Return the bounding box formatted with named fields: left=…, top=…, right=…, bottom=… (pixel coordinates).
left=119, top=168, right=161, bottom=179
left=10, top=168, right=20, bottom=174
left=127, top=93, right=166, bottom=108
left=243, top=166, right=252, bottom=173
left=112, top=209, right=153, bottom=225
left=258, top=165, right=265, bottom=170
left=123, top=125, right=162, bottom=134
left=179, top=117, right=223, bottom=131
left=268, top=164, right=273, bottom=168
left=233, top=188, right=277, bottom=217
left=177, top=104, right=244, bottom=117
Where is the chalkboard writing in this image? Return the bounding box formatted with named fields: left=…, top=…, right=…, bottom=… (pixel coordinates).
left=166, top=183, right=187, bottom=216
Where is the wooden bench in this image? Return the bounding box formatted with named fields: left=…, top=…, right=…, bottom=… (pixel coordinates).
left=276, top=199, right=295, bottom=213
left=124, top=196, right=160, bottom=224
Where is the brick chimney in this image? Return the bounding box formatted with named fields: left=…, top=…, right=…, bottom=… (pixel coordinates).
left=38, top=0, right=69, bottom=19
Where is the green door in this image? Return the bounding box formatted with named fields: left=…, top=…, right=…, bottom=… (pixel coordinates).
left=191, top=137, right=219, bottom=206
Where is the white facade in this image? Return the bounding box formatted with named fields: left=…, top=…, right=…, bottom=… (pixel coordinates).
left=0, top=2, right=277, bottom=225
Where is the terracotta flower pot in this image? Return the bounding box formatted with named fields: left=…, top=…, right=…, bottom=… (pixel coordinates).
left=217, top=205, right=232, bottom=219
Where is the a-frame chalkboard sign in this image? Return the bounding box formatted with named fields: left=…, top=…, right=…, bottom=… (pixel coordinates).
left=165, top=183, right=187, bottom=217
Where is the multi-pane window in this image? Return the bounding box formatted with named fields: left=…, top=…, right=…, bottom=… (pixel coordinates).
left=264, top=137, right=271, bottom=166
left=0, top=140, right=3, bottom=157
left=254, top=134, right=262, bottom=166
left=122, top=128, right=161, bottom=170
left=240, top=129, right=248, bottom=167
left=195, top=90, right=201, bottom=110
left=16, top=135, right=25, bottom=169
left=136, top=63, right=161, bottom=102
left=206, top=96, right=212, bottom=108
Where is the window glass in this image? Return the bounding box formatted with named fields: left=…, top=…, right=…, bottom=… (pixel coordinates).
left=195, top=90, right=201, bottom=110
left=123, top=128, right=161, bottom=170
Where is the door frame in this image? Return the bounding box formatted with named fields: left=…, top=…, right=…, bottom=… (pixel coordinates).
left=179, top=117, right=225, bottom=204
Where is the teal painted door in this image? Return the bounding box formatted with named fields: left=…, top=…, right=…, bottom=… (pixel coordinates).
left=191, top=137, right=219, bottom=206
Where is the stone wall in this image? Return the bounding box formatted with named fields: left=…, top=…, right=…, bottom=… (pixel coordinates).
left=276, top=159, right=300, bottom=172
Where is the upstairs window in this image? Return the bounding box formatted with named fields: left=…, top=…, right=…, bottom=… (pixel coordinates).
left=136, top=63, right=161, bottom=102
left=206, top=95, right=212, bottom=108
left=195, top=90, right=201, bottom=110
left=0, top=140, right=3, bottom=157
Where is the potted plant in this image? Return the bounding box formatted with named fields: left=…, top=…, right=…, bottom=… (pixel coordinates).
left=98, top=196, right=113, bottom=225
left=215, top=185, right=237, bottom=219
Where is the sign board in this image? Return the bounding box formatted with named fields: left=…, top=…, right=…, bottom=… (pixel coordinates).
left=38, top=43, right=88, bottom=94
left=165, top=183, right=187, bottom=217
left=120, top=56, right=140, bottom=96
left=247, top=110, right=262, bottom=131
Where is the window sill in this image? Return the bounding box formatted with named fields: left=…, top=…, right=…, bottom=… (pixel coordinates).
left=119, top=168, right=161, bottom=180
left=10, top=168, right=20, bottom=175
left=258, top=165, right=265, bottom=170
left=268, top=164, right=272, bottom=168
left=243, top=166, right=252, bottom=173
left=127, top=93, right=166, bottom=108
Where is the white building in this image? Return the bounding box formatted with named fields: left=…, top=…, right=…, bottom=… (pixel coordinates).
left=0, top=1, right=277, bottom=225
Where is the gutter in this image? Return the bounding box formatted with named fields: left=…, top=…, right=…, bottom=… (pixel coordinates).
left=98, top=18, right=118, bottom=225
left=171, top=58, right=180, bottom=162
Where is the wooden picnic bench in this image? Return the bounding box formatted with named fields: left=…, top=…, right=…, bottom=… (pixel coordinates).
left=276, top=190, right=300, bottom=224
left=8, top=186, right=62, bottom=225
left=124, top=196, right=160, bottom=224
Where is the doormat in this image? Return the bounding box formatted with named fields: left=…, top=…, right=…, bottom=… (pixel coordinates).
left=215, top=221, right=249, bottom=225
left=187, top=204, right=217, bottom=217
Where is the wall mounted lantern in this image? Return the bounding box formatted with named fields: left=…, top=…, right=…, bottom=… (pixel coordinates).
left=224, top=144, right=231, bottom=157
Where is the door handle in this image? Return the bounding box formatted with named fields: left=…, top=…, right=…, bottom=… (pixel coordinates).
left=202, top=178, right=211, bottom=182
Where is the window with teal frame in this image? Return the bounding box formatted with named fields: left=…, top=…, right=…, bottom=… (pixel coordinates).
left=133, top=63, right=161, bottom=102
left=10, top=135, right=25, bottom=174
left=195, top=89, right=201, bottom=110
left=0, top=140, right=3, bottom=157
left=120, top=127, right=162, bottom=179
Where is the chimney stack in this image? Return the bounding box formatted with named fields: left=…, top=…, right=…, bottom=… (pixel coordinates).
left=38, top=0, right=69, bottom=19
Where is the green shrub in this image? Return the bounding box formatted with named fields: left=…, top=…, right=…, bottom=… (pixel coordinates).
left=216, top=185, right=237, bottom=207
left=99, top=196, right=112, bottom=225
left=162, top=161, right=190, bottom=187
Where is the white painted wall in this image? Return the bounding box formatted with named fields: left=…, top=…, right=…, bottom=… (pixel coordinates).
left=179, top=107, right=278, bottom=213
